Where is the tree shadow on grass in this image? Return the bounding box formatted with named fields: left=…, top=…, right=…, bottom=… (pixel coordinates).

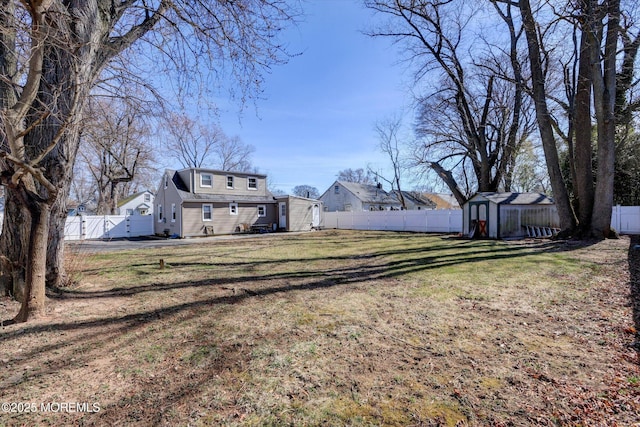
left=0, top=233, right=618, bottom=425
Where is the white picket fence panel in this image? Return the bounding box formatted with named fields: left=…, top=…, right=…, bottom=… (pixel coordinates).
left=324, top=209, right=463, bottom=233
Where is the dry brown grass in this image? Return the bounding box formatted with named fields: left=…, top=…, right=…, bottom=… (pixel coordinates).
left=0, top=230, right=638, bottom=426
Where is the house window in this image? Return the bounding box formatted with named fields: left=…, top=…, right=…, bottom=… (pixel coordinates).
left=157, top=204, right=163, bottom=222
left=248, top=177, right=258, bottom=190
left=229, top=202, right=238, bottom=215
left=164, top=176, right=168, bottom=189
left=202, top=204, right=213, bottom=221
left=144, top=193, right=151, bottom=202
left=201, top=174, right=213, bottom=187
left=171, top=203, right=176, bottom=222
left=334, top=185, right=340, bottom=194
left=126, top=209, right=134, bottom=216
left=227, top=176, right=234, bottom=189
left=257, top=205, right=266, bottom=217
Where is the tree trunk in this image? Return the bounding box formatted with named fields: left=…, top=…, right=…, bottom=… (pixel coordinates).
left=590, top=0, right=619, bottom=237
left=573, top=6, right=595, bottom=233
left=519, top=0, right=577, bottom=234
left=0, top=187, right=28, bottom=299
left=14, top=192, right=51, bottom=322
left=429, top=161, right=468, bottom=207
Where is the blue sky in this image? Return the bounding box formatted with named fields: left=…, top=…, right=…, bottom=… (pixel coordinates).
left=215, top=0, right=412, bottom=195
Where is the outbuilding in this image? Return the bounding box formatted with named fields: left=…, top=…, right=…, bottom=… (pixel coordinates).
left=463, top=192, right=559, bottom=239
left=275, top=195, right=323, bottom=231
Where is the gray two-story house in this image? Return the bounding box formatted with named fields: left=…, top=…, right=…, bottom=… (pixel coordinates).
left=154, top=168, right=277, bottom=237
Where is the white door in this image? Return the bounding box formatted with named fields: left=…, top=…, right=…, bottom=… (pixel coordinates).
left=279, top=202, right=287, bottom=229
left=312, top=204, right=320, bottom=227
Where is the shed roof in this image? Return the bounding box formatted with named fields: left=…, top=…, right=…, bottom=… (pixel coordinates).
left=473, top=192, right=555, bottom=205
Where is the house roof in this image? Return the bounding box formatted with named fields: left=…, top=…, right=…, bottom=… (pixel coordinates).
left=117, top=190, right=153, bottom=207
left=338, top=181, right=399, bottom=204
left=395, top=191, right=437, bottom=208
left=422, top=193, right=460, bottom=209
left=472, top=192, right=554, bottom=205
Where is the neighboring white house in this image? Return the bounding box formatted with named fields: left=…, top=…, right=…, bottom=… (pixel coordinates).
left=319, top=181, right=437, bottom=212
left=117, top=190, right=154, bottom=216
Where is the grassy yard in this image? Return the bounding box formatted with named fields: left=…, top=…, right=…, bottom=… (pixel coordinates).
left=0, top=230, right=638, bottom=426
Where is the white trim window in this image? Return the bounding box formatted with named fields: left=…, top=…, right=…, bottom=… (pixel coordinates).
left=229, top=202, right=238, bottom=215
left=157, top=204, right=163, bottom=222
left=247, top=177, right=258, bottom=190
left=171, top=203, right=176, bottom=222
left=257, top=205, right=266, bottom=217
left=226, top=176, right=234, bottom=189
left=200, top=173, right=213, bottom=187
left=202, top=204, right=213, bottom=221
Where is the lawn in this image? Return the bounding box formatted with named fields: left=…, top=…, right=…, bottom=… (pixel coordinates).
left=0, top=230, right=638, bottom=426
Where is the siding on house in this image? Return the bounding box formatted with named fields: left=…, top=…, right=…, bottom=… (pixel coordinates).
left=319, top=181, right=401, bottom=212
left=155, top=168, right=276, bottom=238
left=277, top=196, right=322, bottom=231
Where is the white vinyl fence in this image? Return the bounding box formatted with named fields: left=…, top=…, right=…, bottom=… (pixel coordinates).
left=64, top=215, right=154, bottom=240
left=324, top=209, right=463, bottom=233
left=1, top=207, right=640, bottom=238
left=325, top=206, right=640, bottom=235
left=611, top=206, right=640, bottom=234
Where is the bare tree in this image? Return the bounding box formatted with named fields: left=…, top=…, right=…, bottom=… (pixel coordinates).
left=366, top=0, right=533, bottom=208
left=372, top=117, right=407, bottom=209
left=292, top=185, right=319, bottom=199
left=163, top=112, right=255, bottom=171
left=337, top=168, right=376, bottom=184
left=80, top=98, right=155, bottom=214
left=163, top=113, right=220, bottom=169
left=515, top=0, right=624, bottom=237
left=0, top=0, right=298, bottom=322
left=215, top=134, right=255, bottom=172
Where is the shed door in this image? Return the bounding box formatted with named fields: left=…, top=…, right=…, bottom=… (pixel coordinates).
left=312, top=204, right=320, bottom=227
left=468, top=201, right=489, bottom=238
left=279, top=202, right=287, bottom=229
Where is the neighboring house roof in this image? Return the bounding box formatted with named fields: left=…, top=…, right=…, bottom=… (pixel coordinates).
left=117, top=190, right=153, bottom=208
left=338, top=181, right=399, bottom=204
left=472, top=192, right=554, bottom=205
left=396, top=191, right=437, bottom=209
left=422, top=193, right=460, bottom=209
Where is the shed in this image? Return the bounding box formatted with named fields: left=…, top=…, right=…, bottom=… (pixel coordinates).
left=275, top=195, right=323, bottom=231
left=463, top=192, right=559, bottom=239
